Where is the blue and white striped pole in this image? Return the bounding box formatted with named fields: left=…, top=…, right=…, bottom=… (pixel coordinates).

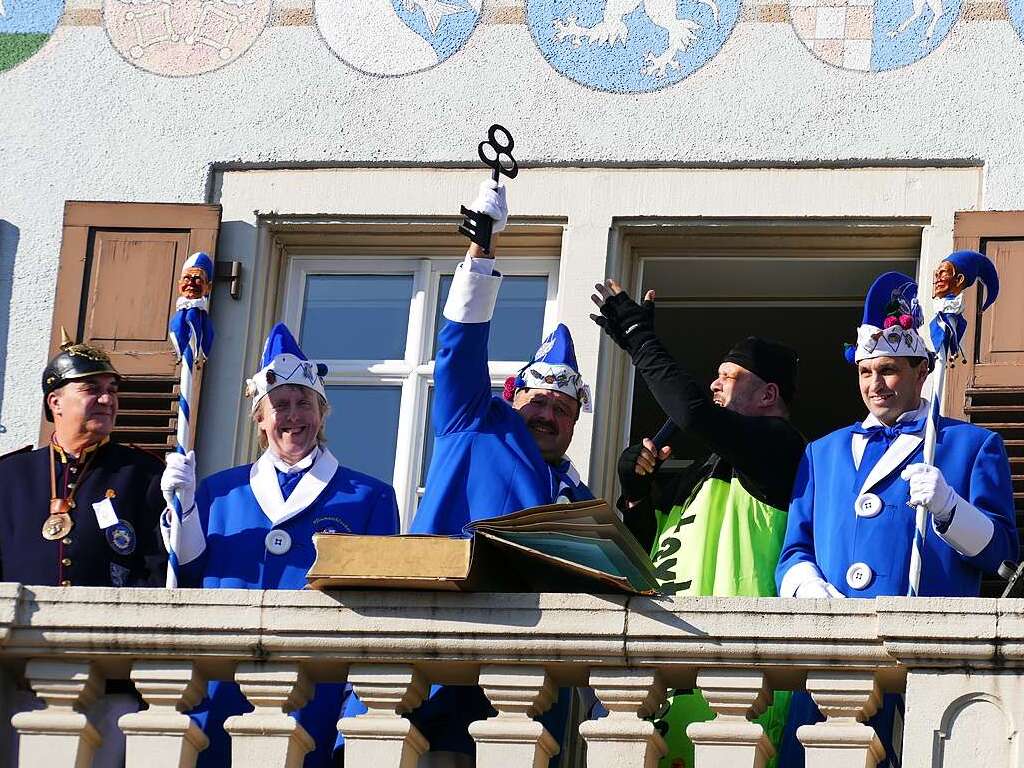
left=164, top=252, right=215, bottom=588
left=907, top=349, right=945, bottom=597
left=164, top=341, right=195, bottom=588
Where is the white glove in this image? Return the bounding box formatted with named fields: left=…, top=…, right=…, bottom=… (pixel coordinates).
left=468, top=179, right=508, bottom=233
left=901, top=463, right=956, bottom=523
left=161, top=450, right=196, bottom=513
left=794, top=578, right=845, bottom=599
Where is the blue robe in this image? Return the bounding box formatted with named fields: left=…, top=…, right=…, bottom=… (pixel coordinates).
left=775, top=408, right=1016, bottom=767
left=172, top=447, right=399, bottom=768
left=409, top=258, right=592, bottom=757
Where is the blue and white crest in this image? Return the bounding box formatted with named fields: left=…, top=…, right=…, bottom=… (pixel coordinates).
left=0, top=0, right=63, bottom=74
left=790, top=0, right=961, bottom=71
left=316, top=0, right=482, bottom=77
left=527, top=0, right=740, bottom=93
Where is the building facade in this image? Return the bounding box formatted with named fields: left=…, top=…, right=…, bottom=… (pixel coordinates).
left=1, top=0, right=1022, bottom=535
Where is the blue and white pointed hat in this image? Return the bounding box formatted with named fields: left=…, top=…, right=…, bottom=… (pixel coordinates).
left=845, top=272, right=928, bottom=364
left=245, top=323, right=328, bottom=411
left=182, top=251, right=214, bottom=281
left=509, top=324, right=592, bottom=413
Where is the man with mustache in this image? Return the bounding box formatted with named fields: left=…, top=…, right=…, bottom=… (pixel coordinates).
left=408, top=180, right=593, bottom=765
left=591, top=281, right=803, bottom=768
left=412, top=179, right=593, bottom=536
left=0, top=331, right=167, bottom=766
left=0, top=331, right=166, bottom=587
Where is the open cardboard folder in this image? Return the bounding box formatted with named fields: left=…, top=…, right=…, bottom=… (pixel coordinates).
left=307, top=498, right=660, bottom=594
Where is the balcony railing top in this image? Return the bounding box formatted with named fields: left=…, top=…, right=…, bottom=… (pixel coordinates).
left=0, top=584, right=1020, bottom=674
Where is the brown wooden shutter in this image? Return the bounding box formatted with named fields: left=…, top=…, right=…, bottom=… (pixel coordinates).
left=42, top=202, right=222, bottom=452
left=948, top=212, right=1024, bottom=596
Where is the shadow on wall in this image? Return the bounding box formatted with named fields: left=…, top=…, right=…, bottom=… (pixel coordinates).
left=0, top=220, right=19, bottom=436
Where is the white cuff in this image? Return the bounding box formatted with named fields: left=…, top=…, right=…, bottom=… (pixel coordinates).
left=161, top=505, right=206, bottom=565
left=779, top=560, right=826, bottom=598
left=933, top=492, right=994, bottom=558
left=443, top=259, right=501, bottom=324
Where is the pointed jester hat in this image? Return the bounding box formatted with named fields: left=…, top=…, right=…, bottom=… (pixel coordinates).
left=845, top=272, right=929, bottom=364
left=504, top=323, right=592, bottom=413
left=245, top=323, right=328, bottom=411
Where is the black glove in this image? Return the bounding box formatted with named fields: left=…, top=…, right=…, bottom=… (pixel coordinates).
left=617, top=442, right=657, bottom=501
left=592, top=292, right=657, bottom=355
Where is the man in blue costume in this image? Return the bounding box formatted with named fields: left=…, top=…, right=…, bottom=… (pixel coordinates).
left=775, top=268, right=1017, bottom=767
left=408, top=180, right=594, bottom=764
left=160, top=322, right=399, bottom=768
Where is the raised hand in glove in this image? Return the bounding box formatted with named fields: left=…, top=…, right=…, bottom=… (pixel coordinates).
left=901, top=463, right=957, bottom=524
left=161, top=450, right=197, bottom=514
left=468, top=179, right=508, bottom=233
left=618, top=437, right=673, bottom=501
left=589, top=279, right=657, bottom=355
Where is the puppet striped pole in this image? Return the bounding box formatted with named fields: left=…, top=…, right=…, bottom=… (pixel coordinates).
left=907, top=250, right=999, bottom=597
left=164, top=252, right=215, bottom=588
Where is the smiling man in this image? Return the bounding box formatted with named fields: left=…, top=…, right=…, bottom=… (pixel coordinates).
left=159, top=322, right=398, bottom=768
left=774, top=270, right=1017, bottom=768
left=0, top=330, right=166, bottom=588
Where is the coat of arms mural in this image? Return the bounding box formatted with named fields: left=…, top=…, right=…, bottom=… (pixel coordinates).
left=316, top=0, right=482, bottom=77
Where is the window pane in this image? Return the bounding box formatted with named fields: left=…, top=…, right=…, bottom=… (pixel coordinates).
left=434, top=275, right=548, bottom=361
left=419, top=386, right=503, bottom=489
left=324, top=385, right=401, bottom=483
left=301, top=274, right=414, bottom=360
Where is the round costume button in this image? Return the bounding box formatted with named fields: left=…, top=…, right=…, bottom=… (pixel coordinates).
left=265, top=529, right=292, bottom=555
left=846, top=562, right=874, bottom=591
left=854, top=492, right=883, bottom=518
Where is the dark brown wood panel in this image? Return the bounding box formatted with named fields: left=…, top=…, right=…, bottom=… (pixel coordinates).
left=41, top=201, right=221, bottom=446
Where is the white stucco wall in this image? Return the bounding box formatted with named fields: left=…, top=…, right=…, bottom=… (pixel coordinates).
left=2, top=0, right=1024, bottom=454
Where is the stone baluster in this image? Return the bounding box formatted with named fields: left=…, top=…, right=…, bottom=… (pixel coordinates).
left=688, top=669, right=774, bottom=768
left=224, top=662, right=314, bottom=768
left=118, top=660, right=209, bottom=768
left=11, top=659, right=102, bottom=768
left=337, top=664, right=429, bottom=768
left=579, top=668, right=667, bottom=768
left=469, top=665, right=559, bottom=768
left=797, top=671, right=884, bottom=768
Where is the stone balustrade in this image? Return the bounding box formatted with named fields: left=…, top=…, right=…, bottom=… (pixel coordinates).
left=0, top=584, right=1020, bottom=767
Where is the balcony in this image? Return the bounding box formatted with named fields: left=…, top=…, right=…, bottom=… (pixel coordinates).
left=0, top=584, right=1018, bottom=767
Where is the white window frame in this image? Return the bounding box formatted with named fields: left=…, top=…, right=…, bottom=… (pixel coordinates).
left=281, top=254, right=559, bottom=530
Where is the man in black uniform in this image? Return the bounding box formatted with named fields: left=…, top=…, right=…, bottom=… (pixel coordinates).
left=0, top=332, right=166, bottom=587
left=592, top=279, right=805, bottom=768
left=0, top=334, right=168, bottom=766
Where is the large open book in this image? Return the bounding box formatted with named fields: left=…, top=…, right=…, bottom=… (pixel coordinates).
left=307, top=498, right=660, bottom=594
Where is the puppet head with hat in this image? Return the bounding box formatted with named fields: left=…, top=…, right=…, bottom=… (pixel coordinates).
left=932, top=249, right=999, bottom=308
left=503, top=323, right=591, bottom=464
left=245, top=323, right=331, bottom=463
left=179, top=251, right=214, bottom=302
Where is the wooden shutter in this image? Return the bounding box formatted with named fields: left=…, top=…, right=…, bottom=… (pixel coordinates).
left=948, top=212, right=1024, bottom=596
left=41, top=202, right=222, bottom=452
